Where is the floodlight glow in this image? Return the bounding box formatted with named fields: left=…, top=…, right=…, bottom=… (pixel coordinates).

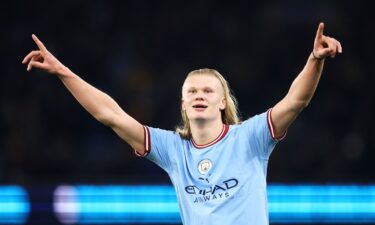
left=54, top=184, right=375, bottom=224
left=54, top=185, right=180, bottom=224
left=0, top=186, right=30, bottom=224
left=269, top=185, right=375, bottom=223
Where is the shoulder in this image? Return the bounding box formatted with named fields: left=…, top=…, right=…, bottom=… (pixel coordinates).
left=234, top=111, right=268, bottom=131
left=146, top=126, right=187, bottom=145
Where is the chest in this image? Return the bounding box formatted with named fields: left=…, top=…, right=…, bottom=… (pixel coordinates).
left=172, top=138, right=261, bottom=187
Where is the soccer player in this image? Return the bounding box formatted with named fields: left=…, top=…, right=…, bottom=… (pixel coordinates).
left=22, top=22, right=341, bottom=224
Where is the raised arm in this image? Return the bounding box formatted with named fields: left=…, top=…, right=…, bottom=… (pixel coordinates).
left=22, top=34, right=146, bottom=155
left=271, top=23, right=342, bottom=138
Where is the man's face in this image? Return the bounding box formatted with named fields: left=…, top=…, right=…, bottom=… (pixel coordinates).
left=182, top=74, right=226, bottom=123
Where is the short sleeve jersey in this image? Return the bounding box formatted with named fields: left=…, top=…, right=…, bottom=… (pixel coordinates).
left=139, top=109, right=286, bottom=225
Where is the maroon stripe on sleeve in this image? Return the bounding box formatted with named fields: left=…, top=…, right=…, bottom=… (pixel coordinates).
left=134, top=126, right=151, bottom=157
left=267, top=108, right=287, bottom=141
left=144, top=126, right=151, bottom=156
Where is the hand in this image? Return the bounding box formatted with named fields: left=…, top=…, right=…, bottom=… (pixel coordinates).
left=22, top=34, right=66, bottom=74
left=313, top=23, right=342, bottom=59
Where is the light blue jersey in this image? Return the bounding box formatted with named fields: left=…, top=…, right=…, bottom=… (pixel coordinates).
left=138, top=109, right=286, bottom=225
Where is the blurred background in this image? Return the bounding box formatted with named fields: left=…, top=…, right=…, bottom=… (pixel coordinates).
left=0, top=0, right=374, bottom=224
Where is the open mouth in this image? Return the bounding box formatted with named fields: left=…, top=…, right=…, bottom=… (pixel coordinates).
left=192, top=104, right=208, bottom=109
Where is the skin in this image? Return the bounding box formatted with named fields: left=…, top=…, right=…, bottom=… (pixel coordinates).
left=182, top=74, right=226, bottom=145
left=271, top=22, right=342, bottom=137
left=22, top=34, right=145, bottom=153
left=22, top=22, right=342, bottom=155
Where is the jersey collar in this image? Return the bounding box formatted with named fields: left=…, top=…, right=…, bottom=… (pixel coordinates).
left=192, top=124, right=229, bottom=149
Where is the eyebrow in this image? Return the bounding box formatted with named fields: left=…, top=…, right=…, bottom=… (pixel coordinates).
left=186, top=86, right=214, bottom=90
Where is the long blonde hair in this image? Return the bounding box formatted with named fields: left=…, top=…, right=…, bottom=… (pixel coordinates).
left=176, top=68, right=240, bottom=139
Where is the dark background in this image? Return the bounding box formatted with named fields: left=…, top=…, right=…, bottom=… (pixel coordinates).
left=1, top=0, right=374, bottom=190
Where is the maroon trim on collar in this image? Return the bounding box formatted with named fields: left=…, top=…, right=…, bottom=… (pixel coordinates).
left=192, top=124, right=229, bottom=149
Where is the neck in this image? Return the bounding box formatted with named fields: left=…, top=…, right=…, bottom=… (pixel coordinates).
left=190, top=119, right=224, bottom=146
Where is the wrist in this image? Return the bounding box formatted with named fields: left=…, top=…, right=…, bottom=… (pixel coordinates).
left=56, top=64, right=73, bottom=78
left=312, top=51, right=324, bottom=60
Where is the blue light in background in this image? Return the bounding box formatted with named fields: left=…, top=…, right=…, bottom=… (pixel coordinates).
left=54, top=185, right=180, bottom=224
left=0, top=186, right=30, bottom=224
left=54, top=184, right=375, bottom=224
left=269, top=185, right=375, bottom=223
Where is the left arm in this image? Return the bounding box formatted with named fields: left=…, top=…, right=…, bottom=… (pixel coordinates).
left=271, top=22, right=342, bottom=137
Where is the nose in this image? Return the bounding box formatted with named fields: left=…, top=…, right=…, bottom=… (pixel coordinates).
left=195, top=92, right=204, bottom=101
left=195, top=96, right=204, bottom=100
left=193, top=90, right=206, bottom=102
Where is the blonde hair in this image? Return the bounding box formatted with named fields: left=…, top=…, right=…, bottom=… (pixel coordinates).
left=176, top=68, right=240, bottom=139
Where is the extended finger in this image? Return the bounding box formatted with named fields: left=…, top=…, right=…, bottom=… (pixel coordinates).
left=315, top=22, right=324, bottom=40
left=32, top=34, right=47, bottom=52
left=22, top=50, right=41, bottom=64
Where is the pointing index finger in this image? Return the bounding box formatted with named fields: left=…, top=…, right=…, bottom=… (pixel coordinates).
left=316, top=22, right=324, bottom=39
left=32, top=34, right=47, bottom=51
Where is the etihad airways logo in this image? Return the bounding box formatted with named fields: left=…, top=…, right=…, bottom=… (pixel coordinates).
left=184, top=178, right=239, bottom=203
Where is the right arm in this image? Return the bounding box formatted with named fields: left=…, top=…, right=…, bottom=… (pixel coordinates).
left=22, top=34, right=145, bottom=154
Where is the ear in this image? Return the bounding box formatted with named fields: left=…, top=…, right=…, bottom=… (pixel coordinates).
left=219, top=97, right=226, bottom=110
left=181, top=98, right=186, bottom=110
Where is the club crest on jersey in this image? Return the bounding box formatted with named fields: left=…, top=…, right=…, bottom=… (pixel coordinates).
left=198, top=159, right=212, bottom=175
